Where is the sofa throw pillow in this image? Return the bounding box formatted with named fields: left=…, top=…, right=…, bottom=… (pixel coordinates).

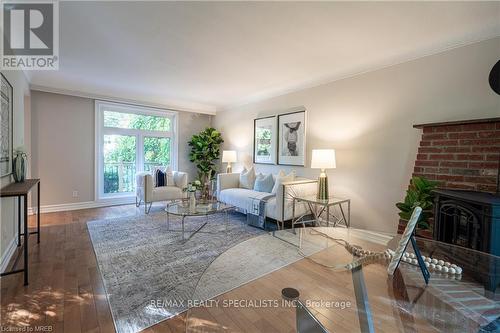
left=239, top=167, right=256, bottom=189
left=271, top=170, right=296, bottom=194
left=153, top=166, right=174, bottom=187
left=253, top=173, right=275, bottom=193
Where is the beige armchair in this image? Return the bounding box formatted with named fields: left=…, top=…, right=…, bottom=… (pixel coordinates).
left=135, top=171, right=188, bottom=213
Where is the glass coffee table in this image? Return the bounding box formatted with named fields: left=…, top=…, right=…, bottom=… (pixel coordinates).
left=165, top=199, right=234, bottom=243
left=185, top=227, right=500, bottom=332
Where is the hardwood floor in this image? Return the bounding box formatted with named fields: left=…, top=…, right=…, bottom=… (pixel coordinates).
left=0, top=203, right=186, bottom=333
left=1, top=204, right=440, bottom=333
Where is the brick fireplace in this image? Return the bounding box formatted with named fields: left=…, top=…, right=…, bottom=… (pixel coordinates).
left=398, top=117, right=500, bottom=236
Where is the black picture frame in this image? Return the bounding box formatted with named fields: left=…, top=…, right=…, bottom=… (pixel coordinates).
left=253, top=115, right=277, bottom=165
left=277, top=110, right=306, bottom=166
left=1, top=73, right=13, bottom=178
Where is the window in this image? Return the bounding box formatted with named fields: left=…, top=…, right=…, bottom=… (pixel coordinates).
left=96, top=101, right=177, bottom=200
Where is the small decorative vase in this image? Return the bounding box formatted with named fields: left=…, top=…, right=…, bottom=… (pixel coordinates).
left=13, top=152, right=26, bottom=183
left=189, top=191, right=196, bottom=207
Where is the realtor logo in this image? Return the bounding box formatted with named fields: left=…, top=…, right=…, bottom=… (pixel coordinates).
left=1, top=1, right=59, bottom=70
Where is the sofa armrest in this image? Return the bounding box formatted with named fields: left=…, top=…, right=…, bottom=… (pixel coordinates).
left=136, top=172, right=154, bottom=202
left=275, top=178, right=318, bottom=222
left=217, top=173, right=240, bottom=197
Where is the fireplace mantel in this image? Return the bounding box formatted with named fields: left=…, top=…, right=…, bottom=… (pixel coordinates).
left=413, top=117, right=500, bottom=129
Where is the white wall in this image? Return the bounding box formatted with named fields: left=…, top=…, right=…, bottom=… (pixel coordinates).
left=213, top=38, right=500, bottom=233
left=0, top=71, right=30, bottom=262
left=30, top=91, right=212, bottom=206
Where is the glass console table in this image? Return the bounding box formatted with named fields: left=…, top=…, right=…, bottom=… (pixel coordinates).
left=184, top=227, right=500, bottom=332
left=292, top=195, right=351, bottom=230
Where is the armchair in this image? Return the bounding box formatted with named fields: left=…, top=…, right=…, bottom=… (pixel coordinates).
left=135, top=171, right=188, bottom=213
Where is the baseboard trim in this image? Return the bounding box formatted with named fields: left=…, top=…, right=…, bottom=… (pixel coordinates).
left=349, top=228, right=394, bottom=245
left=28, top=197, right=136, bottom=214
left=0, top=237, right=17, bottom=273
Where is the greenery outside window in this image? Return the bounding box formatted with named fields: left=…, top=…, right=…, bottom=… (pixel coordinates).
left=96, top=101, right=177, bottom=200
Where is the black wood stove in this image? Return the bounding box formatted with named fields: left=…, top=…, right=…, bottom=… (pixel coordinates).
left=433, top=189, right=500, bottom=296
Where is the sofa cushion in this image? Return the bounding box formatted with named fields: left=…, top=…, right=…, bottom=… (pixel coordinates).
left=239, top=167, right=256, bottom=189
left=271, top=170, right=296, bottom=194
left=152, top=166, right=174, bottom=187
left=152, top=186, right=182, bottom=201
left=173, top=172, right=187, bottom=189
left=253, top=173, right=274, bottom=193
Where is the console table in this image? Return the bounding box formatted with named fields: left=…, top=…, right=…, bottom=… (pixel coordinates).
left=0, top=179, right=40, bottom=285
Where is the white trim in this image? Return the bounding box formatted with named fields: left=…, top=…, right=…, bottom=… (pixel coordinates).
left=30, top=84, right=216, bottom=115
left=28, top=197, right=135, bottom=215
left=349, top=228, right=394, bottom=245
left=95, top=100, right=179, bottom=201
left=0, top=237, right=17, bottom=273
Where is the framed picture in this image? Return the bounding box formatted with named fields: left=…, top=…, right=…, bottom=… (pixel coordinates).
left=253, top=116, right=277, bottom=164
left=1, top=73, right=13, bottom=177
left=387, top=207, right=422, bottom=275
left=278, top=110, right=306, bottom=166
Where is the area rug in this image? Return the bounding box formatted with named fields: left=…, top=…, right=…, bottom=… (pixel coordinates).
left=87, top=211, right=324, bottom=333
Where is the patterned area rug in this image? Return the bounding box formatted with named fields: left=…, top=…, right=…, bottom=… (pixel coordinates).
left=87, top=211, right=324, bottom=333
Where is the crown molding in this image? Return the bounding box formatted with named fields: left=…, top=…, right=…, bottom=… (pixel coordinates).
left=30, top=84, right=217, bottom=115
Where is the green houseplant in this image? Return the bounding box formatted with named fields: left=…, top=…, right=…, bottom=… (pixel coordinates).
left=396, top=176, right=438, bottom=230
left=188, top=128, right=224, bottom=200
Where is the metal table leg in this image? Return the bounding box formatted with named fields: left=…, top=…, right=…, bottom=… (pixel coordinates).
left=327, top=205, right=330, bottom=227
left=17, top=196, right=21, bottom=246
left=348, top=200, right=351, bottom=227
left=167, top=211, right=170, bottom=231
left=37, top=182, right=40, bottom=243
left=182, top=215, right=185, bottom=240
left=352, top=265, right=374, bottom=333
left=339, top=203, right=347, bottom=227
left=225, top=210, right=229, bottom=233
left=23, top=194, right=28, bottom=286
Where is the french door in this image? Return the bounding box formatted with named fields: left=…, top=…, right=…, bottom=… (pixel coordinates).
left=96, top=101, right=177, bottom=199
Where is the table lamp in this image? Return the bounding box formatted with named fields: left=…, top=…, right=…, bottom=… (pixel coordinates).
left=222, top=150, right=237, bottom=173
left=311, top=149, right=336, bottom=200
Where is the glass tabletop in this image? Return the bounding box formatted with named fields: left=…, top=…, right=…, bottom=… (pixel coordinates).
left=165, top=199, right=233, bottom=216
left=185, top=227, right=500, bottom=333
left=294, top=194, right=349, bottom=205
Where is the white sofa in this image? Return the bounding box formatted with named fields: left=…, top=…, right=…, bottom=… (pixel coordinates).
left=217, top=172, right=317, bottom=228
left=135, top=171, right=188, bottom=213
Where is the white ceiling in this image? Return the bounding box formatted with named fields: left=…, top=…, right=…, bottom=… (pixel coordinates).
left=28, top=1, right=500, bottom=114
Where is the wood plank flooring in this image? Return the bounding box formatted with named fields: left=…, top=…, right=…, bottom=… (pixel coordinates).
left=0, top=204, right=170, bottom=333
left=1, top=204, right=439, bottom=333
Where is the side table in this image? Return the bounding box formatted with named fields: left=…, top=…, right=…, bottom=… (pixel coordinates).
left=0, top=179, right=41, bottom=285
left=291, top=195, right=350, bottom=231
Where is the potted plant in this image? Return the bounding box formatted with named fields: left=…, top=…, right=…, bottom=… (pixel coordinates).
left=396, top=176, right=438, bottom=238
left=188, top=128, right=224, bottom=202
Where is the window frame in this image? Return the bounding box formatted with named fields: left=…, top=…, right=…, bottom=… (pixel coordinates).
left=95, top=100, right=178, bottom=201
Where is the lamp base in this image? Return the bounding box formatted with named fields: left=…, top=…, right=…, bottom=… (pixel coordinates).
left=317, top=172, right=329, bottom=200
left=226, top=163, right=232, bottom=173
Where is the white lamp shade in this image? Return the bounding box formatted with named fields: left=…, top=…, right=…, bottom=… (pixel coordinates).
left=311, top=149, right=336, bottom=169
left=222, top=150, right=237, bottom=163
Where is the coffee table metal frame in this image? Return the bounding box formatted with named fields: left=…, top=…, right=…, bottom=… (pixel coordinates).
left=165, top=199, right=234, bottom=243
